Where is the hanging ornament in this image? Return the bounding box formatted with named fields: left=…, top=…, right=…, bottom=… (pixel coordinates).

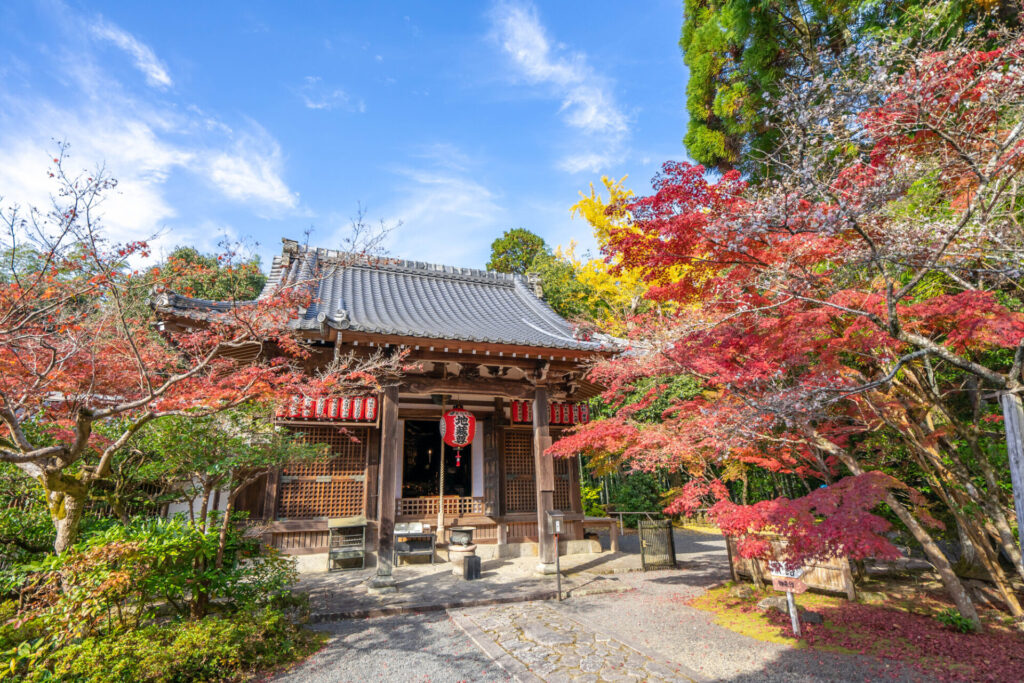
left=440, top=406, right=476, bottom=466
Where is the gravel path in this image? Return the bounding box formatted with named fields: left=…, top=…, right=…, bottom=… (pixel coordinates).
left=269, top=611, right=511, bottom=683
left=557, top=552, right=928, bottom=682
left=274, top=530, right=931, bottom=682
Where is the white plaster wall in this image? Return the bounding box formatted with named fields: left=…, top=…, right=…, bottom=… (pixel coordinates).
left=166, top=483, right=230, bottom=519
left=471, top=425, right=483, bottom=497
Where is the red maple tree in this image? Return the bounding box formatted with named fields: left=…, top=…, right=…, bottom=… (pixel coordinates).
left=0, top=146, right=398, bottom=552
left=552, top=27, right=1024, bottom=628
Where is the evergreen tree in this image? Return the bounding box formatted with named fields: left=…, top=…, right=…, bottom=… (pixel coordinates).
left=486, top=228, right=548, bottom=275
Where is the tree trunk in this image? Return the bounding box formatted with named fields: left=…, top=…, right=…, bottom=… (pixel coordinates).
left=215, top=490, right=238, bottom=570
left=45, top=475, right=89, bottom=554
left=189, top=584, right=209, bottom=620
left=813, top=435, right=982, bottom=629
left=954, top=516, right=980, bottom=574
left=902, top=432, right=1024, bottom=619
left=52, top=491, right=85, bottom=554
left=883, top=490, right=983, bottom=629
left=750, top=555, right=766, bottom=590
left=971, top=431, right=1024, bottom=581
left=198, top=483, right=213, bottom=533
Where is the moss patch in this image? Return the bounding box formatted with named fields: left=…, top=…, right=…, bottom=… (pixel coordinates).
left=689, top=582, right=1024, bottom=681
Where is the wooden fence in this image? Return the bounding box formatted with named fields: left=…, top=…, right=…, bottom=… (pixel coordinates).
left=725, top=535, right=857, bottom=600
left=396, top=496, right=486, bottom=517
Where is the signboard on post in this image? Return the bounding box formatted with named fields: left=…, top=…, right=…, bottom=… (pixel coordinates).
left=771, top=576, right=808, bottom=593
left=769, top=561, right=807, bottom=636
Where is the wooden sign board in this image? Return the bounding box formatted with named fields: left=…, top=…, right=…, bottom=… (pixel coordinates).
left=768, top=561, right=804, bottom=579
left=772, top=576, right=808, bottom=593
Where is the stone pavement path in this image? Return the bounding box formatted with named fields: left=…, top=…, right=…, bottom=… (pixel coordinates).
left=267, top=611, right=511, bottom=683
left=451, top=601, right=703, bottom=682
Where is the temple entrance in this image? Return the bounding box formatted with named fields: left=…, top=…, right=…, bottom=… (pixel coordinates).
left=401, top=419, right=472, bottom=498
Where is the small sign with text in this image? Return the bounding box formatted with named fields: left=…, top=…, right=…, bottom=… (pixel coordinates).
left=771, top=576, right=808, bottom=594
left=768, top=561, right=804, bottom=579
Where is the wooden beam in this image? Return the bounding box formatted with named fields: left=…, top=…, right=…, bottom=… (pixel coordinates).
left=336, top=343, right=584, bottom=374
left=401, top=376, right=537, bottom=399
left=400, top=396, right=496, bottom=406
left=333, top=329, right=610, bottom=361
left=533, top=385, right=556, bottom=566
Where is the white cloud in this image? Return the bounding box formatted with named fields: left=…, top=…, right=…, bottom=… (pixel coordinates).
left=90, top=18, right=173, bottom=89
left=557, top=152, right=614, bottom=174
left=299, top=76, right=365, bottom=112
left=355, top=155, right=505, bottom=267
left=0, top=10, right=300, bottom=254
left=491, top=1, right=629, bottom=172
left=0, top=101, right=187, bottom=252
left=204, top=127, right=298, bottom=209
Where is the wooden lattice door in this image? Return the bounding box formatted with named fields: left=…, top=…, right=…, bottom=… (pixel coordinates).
left=483, top=420, right=500, bottom=516
left=553, top=457, right=573, bottom=511
left=277, top=427, right=369, bottom=519
left=504, top=429, right=536, bottom=513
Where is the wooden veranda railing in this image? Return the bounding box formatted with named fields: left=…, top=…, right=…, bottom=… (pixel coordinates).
left=396, top=496, right=485, bottom=517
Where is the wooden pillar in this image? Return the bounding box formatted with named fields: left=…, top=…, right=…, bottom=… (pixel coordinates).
left=841, top=559, right=858, bottom=602
left=1001, top=392, right=1024, bottom=563
left=483, top=418, right=500, bottom=517
left=495, top=397, right=508, bottom=518
left=533, top=385, right=556, bottom=568
left=364, top=428, right=381, bottom=521
left=262, top=468, right=280, bottom=522
left=369, top=384, right=399, bottom=592
left=568, top=455, right=583, bottom=514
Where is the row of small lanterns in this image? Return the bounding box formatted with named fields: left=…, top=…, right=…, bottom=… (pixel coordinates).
left=277, top=395, right=379, bottom=422
left=510, top=400, right=590, bottom=425
left=278, top=396, right=587, bottom=453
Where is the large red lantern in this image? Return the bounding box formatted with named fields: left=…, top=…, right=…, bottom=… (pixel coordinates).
left=440, top=406, right=476, bottom=466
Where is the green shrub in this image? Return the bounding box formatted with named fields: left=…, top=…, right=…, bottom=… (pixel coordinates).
left=0, top=465, right=52, bottom=568
left=610, top=472, right=663, bottom=527
left=0, top=518, right=299, bottom=678
left=580, top=482, right=604, bottom=517
left=29, top=607, right=321, bottom=683
left=936, top=607, right=978, bottom=633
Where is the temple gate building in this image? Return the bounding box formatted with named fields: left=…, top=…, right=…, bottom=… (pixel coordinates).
left=155, top=238, right=613, bottom=577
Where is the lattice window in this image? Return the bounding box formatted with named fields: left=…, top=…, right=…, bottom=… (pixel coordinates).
left=504, top=430, right=536, bottom=513
left=277, top=427, right=369, bottom=519
left=554, top=457, right=572, bottom=512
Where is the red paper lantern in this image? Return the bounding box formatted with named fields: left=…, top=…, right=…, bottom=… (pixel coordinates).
left=440, top=407, right=476, bottom=464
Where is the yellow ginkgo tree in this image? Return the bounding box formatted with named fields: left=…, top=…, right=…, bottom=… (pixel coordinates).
left=562, top=175, right=662, bottom=335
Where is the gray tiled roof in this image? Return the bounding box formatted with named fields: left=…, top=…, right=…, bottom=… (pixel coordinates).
left=156, top=239, right=607, bottom=352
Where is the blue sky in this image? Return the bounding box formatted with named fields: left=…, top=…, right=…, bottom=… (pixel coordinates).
left=0, top=0, right=690, bottom=270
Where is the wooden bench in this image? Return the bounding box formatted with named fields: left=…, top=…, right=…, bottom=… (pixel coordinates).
left=583, top=517, right=619, bottom=552
left=394, top=522, right=436, bottom=565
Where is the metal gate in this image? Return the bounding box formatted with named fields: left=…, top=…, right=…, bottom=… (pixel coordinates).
left=638, top=519, right=676, bottom=570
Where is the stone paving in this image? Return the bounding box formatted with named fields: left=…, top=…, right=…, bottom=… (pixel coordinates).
left=279, top=530, right=929, bottom=682
left=451, top=601, right=704, bottom=682
left=300, top=528, right=728, bottom=620
left=301, top=556, right=630, bottom=621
